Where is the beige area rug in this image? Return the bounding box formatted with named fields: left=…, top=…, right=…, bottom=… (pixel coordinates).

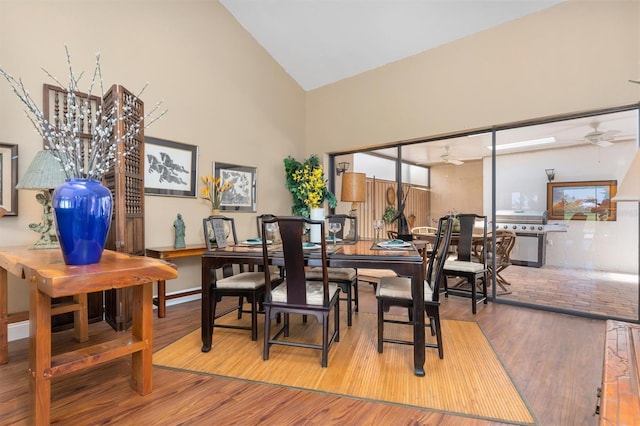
left=153, top=311, right=537, bottom=425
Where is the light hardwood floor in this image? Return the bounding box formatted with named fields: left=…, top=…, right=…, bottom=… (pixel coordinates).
left=1, top=285, right=605, bottom=425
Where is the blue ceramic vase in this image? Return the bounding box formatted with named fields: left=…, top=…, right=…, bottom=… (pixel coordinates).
left=52, top=178, right=113, bottom=265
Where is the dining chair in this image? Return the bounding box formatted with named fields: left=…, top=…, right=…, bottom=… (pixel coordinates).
left=261, top=216, right=341, bottom=368
left=305, top=214, right=359, bottom=326
left=202, top=215, right=281, bottom=342
left=442, top=213, right=488, bottom=314
left=376, top=215, right=453, bottom=358
left=486, top=229, right=517, bottom=292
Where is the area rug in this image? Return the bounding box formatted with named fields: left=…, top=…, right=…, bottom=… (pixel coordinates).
left=153, top=312, right=537, bottom=425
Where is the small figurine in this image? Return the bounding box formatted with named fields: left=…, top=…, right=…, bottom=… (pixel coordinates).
left=173, top=213, right=186, bottom=248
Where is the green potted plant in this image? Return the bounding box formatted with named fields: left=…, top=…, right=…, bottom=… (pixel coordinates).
left=283, top=154, right=337, bottom=217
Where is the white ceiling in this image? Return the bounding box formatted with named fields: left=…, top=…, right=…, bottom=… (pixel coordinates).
left=220, top=0, right=565, bottom=91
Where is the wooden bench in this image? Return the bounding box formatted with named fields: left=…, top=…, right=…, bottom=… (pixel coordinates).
left=599, top=320, right=640, bottom=425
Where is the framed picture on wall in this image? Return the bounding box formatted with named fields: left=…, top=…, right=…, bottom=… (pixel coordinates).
left=0, top=143, right=18, bottom=216
left=144, top=137, right=198, bottom=197
left=215, top=162, right=257, bottom=212
left=547, top=180, right=617, bottom=221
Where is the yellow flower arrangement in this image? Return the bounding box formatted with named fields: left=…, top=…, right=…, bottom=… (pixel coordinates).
left=284, top=155, right=337, bottom=217
left=292, top=164, right=326, bottom=208
left=200, top=175, right=233, bottom=210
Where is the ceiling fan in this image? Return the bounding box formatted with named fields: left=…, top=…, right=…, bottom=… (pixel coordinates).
left=583, top=124, right=620, bottom=147
left=440, top=146, right=464, bottom=165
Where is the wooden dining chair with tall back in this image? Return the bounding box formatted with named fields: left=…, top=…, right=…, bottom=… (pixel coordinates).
left=261, top=216, right=341, bottom=368
left=486, top=229, right=517, bottom=292
left=202, top=215, right=281, bottom=343
left=305, top=214, right=359, bottom=326
left=442, top=213, right=489, bottom=314
left=376, top=215, right=453, bottom=358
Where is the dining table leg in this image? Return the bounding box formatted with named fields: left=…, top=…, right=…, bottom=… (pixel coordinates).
left=412, top=266, right=426, bottom=377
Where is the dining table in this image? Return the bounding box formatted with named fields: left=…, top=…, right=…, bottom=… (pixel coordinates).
left=201, top=239, right=427, bottom=376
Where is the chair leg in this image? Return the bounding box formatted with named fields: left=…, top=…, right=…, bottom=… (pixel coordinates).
left=353, top=280, right=359, bottom=313
left=321, top=311, right=329, bottom=368
left=430, top=311, right=444, bottom=359
left=250, top=295, right=258, bottom=341
left=345, top=284, right=353, bottom=327
left=377, top=299, right=384, bottom=353
left=263, top=307, right=271, bottom=361
left=237, top=296, right=244, bottom=319
left=482, top=273, right=488, bottom=304
left=471, top=278, right=477, bottom=314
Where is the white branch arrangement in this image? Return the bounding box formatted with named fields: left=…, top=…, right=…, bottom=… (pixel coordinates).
left=0, top=45, right=167, bottom=180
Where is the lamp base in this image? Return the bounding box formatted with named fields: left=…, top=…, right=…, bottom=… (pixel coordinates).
left=28, top=189, right=59, bottom=250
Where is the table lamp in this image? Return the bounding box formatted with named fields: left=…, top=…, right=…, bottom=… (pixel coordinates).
left=341, top=172, right=366, bottom=216
left=15, top=150, right=67, bottom=249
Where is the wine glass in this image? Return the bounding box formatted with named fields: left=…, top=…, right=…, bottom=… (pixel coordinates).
left=328, top=222, right=342, bottom=248
left=265, top=223, right=278, bottom=243
left=373, top=220, right=384, bottom=242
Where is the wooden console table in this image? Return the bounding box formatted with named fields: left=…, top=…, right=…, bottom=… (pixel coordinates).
left=599, top=319, right=640, bottom=425
left=145, top=245, right=206, bottom=318
left=0, top=246, right=177, bottom=425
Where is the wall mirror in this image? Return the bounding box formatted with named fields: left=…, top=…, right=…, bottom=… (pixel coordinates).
left=0, top=143, right=18, bottom=216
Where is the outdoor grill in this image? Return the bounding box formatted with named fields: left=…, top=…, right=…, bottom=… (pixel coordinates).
left=494, top=210, right=548, bottom=234
left=493, top=210, right=549, bottom=268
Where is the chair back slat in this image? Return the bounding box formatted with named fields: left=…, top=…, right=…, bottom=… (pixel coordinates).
left=203, top=215, right=243, bottom=276
left=453, top=214, right=487, bottom=265
left=262, top=216, right=329, bottom=306
left=426, top=216, right=453, bottom=302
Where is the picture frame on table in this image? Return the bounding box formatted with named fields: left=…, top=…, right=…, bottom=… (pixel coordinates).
left=215, top=162, right=257, bottom=212
left=144, top=137, right=198, bottom=197
left=547, top=180, right=617, bottom=221
left=0, top=143, right=18, bottom=216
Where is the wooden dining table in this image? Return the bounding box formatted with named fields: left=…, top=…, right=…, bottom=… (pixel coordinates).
left=201, top=239, right=427, bottom=376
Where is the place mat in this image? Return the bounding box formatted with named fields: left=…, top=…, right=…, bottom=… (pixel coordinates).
left=369, top=242, right=415, bottom=251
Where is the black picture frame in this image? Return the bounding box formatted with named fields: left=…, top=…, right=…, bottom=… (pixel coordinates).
left=144, top=136, right=198, bottom=197
left=215, top=162, right=257, bottom=212
left=547, top=180, right=617, bottom=221
left=0, top=143, right=18, bottom=216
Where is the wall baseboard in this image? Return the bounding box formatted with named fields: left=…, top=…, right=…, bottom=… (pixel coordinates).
left=8, top=289, right=202, bottom=342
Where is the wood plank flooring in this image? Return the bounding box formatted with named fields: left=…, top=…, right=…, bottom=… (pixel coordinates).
left=1, top=285, right=606, bottom=425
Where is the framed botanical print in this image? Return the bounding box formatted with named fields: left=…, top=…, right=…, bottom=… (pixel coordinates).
left=215, top=162, right=257, bottom=212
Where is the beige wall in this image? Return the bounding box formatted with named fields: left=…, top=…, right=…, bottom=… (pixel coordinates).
left=1, top=0, right=639, bottom=315
left=0, top=1, right=305, bottom=312
left=306, top=1, right=640, bottom=154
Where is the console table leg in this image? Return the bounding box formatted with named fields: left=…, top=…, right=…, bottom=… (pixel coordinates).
left=29, top=281, right=52, bottom=426
left=73, top=293, right=89, bottom=342
left=131, top=282, right=153, bottom=395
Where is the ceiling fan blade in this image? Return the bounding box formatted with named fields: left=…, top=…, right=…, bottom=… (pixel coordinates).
left=449, top=158, right=464, bottom=165
left=600, top=130, right=620, bottom=139
left=594, top=140, right=613, bottom=147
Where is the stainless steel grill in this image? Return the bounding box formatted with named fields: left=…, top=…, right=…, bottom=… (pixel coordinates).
left=494, top=210, right=548, bottom=234
left=493, top=210, right=548, bottom=268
